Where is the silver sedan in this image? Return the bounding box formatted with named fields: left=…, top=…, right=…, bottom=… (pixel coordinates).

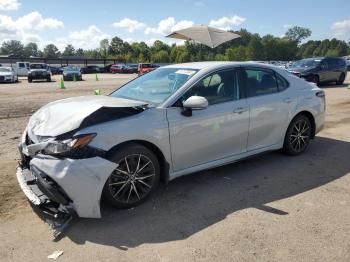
left=17, top=62, right=325, bottom=219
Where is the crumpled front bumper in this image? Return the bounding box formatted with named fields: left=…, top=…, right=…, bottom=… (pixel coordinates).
left=17, top=154, right=117, bottom=218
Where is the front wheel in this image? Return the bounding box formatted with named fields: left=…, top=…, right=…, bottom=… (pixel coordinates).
left=47, top=76, right=51, bottom=82
left=283, top=115, right=312, bottom=156
left=102, top=144, right=160, bottom=209
left=336, top=73, right=345, bottom=85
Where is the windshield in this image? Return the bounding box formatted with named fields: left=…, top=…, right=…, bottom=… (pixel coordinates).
left=290, top=59, right=321, bottom=69
left=0, top=68, right=11, bottom=72
left=30, top=64, right=48, bottom=69
left=110, top=68, right=198, bottom=105
left=64, top=66, right=79, bottom=71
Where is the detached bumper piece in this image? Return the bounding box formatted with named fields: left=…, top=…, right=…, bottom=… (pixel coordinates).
left=16, top=165, right=75, bottom=239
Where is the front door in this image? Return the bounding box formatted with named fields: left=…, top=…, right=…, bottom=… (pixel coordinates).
left=166, top=68, right=249, bottom=172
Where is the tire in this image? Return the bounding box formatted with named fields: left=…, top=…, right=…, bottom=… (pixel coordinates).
left=283, top=115, right=312, bottom=156
left=47, top=76, right=51, bottom=82
left=336, top=73, right=345, bottom=85
left=28, top=77, right=32, bottom=83
left=312, top=75, right=319, bottom=86
left=102, top=144, right=160, bottom=209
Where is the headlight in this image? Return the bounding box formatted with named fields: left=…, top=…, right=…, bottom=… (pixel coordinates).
left=63, top=72, right=67, bottom=76
left=43, top=133, right=96, bottom=155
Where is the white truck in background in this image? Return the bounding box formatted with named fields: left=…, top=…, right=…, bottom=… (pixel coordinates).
left=15, top=62, right=30, bottom=76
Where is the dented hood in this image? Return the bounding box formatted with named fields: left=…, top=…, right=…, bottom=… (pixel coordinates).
left=27, top=95, right=147, bottom=140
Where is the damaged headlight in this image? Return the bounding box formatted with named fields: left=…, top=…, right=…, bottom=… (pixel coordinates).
left=43, top=133, right=96, bottom=155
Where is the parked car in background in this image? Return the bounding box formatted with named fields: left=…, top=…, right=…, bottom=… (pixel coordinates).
left=0, top=66, right=18, bottom=83
left=110, top=64, right=133, bottom=74
left=346, top=59, right=350, bottom=71
left=138, top=63, right=158, bottom=75
left=28, top=63, right=51, bottom=83
left=128, top=64, right=138, bottom=73
left=81, top=65, right=101, bottom=74
left=288, top=57, right=347, bottom=85
left=50, top=66, right=64, bottom=75
left=62, top=65, right=82, bottom=81
left=16, top=62, right=30, bottom=76
left=17, top=61, right=325, bottom=219
left=102, top=64, right=114, bottom=73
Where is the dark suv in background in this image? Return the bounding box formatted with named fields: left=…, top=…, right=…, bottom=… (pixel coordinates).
left=288, top=57, right=347, bottom=85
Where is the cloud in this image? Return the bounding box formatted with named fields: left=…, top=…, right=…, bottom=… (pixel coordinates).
left=0, top=0, right=20, bottom=11
left=209, top=15, right=246, bottom=30
left=0, top=12, right=63, bottom=44
left=331, top=18, right=350, bottom=39
left=63, top=25, right=110, bottom=50
left=145, top=17, right=194, bottom=35
left=112, top=18, right=145, bottom=32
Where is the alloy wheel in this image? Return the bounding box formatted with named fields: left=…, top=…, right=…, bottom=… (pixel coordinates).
left=108, top=154, right=156, bottom=204
left=289, top=119, right=310, bottom=153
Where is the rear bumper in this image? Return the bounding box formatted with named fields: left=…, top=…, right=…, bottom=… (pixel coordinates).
left=17, top=150, right=117, bottom=218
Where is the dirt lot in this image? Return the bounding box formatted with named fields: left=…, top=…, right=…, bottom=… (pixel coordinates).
left=0, top=73, right=349, bottom=262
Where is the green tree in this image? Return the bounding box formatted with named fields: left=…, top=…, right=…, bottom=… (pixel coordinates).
left=0, top=40, right=24, bottom=57
left=62, top=44, right=75, bottom=56
left=23, top=42, right=39, bottom=57
left=99, top=39, right=109, bottom=58
left=43, top=44, right=60, bottom=58
left=285, top=26, right=312, bottom=44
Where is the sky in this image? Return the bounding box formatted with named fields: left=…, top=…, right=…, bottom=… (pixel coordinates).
left=0, top=0, right=349, bottom=51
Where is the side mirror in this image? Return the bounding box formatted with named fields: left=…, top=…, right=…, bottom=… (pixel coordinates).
left=181, top=96, right=208, bottom=117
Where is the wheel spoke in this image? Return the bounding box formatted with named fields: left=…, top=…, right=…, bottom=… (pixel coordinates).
left=131, top=182, right=140, bottom=200
left=136, top=154, right=141, bottom=173
left=126, top=186, right=133, bottom=203
left=113, top=181, right=128, bottom=197
left=137, top=161, right=151, bottom=173
left=109, top=181, right=127, bottom=186
left=114, top=168, right=128, bottom=175
left=136, top=173, right=155, bottom=180
left=124, top=157, right=131, bottom=173
left=137, top=179, right=151, bottom=188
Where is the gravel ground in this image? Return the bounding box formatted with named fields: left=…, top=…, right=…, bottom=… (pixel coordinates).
left=0, top=73, right=349, bottom=262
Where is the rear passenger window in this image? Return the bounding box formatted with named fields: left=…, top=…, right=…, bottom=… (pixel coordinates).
left=276, top=73, right=289, bottom=91
left=244, top=68, right=278, bottom=97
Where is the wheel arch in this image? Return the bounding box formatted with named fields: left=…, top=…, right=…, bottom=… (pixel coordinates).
left=290, top=110, right=316, bottom=138
left=105, top=140, right=170, bottom=184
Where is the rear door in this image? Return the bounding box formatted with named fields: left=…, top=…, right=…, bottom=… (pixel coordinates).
left=319, top=59, right=331, bottom=82
left=242, top=67, right=295, bottom=151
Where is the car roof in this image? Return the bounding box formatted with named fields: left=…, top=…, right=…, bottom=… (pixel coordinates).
left=162, top=61, right=282, bottom=71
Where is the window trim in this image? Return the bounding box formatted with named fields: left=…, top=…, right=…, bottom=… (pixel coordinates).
left=171, top=67, right=242, bottom=108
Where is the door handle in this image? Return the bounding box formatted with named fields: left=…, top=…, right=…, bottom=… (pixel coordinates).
left=233, top=107, right=247, bottom=114
left=283, top=97, right=293, bottom=103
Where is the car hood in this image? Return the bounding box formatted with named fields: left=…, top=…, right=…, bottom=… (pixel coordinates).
left=29, top=69, right=49, bottom=72
left=288, top=67, right=315, bottom=73
left=0, top=72, right=13, bottom=76
left=27, top=95, right=147, bottom=141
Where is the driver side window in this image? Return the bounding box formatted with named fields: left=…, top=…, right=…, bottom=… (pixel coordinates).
left=176, top=69, right=239, bottom=106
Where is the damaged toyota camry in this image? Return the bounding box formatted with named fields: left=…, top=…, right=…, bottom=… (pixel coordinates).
left=17, top=61, right=325, bottom=221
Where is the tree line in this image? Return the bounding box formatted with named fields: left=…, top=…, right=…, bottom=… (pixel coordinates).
left=1, top=26, right=349, bottom=63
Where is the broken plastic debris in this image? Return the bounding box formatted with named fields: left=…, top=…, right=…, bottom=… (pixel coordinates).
left=47, top=250, right=64, bottom=260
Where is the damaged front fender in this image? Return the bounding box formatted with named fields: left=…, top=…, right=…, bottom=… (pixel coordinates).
left=29, top=155, right=117, bottom=218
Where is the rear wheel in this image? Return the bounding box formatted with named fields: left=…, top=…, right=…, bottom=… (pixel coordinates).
left=283, top=115, right=312, bottom=155
left=336, top=73, right=345, bottom=85
left=103, top=144, right=160, bottom=209
left=28, top=77, right=32, bottom=83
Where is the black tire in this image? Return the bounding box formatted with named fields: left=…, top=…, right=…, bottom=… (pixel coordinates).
left=47, top=76, right=51, bottom=82
left=283, top=115, right=312, bottom=156
left=312, top=75, right=319, bottom=86
left=336, top=73, right=345, bottom=85
left=28, top=77, right=32, bottom=83
left=102, top=144, right=160, bottom=209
